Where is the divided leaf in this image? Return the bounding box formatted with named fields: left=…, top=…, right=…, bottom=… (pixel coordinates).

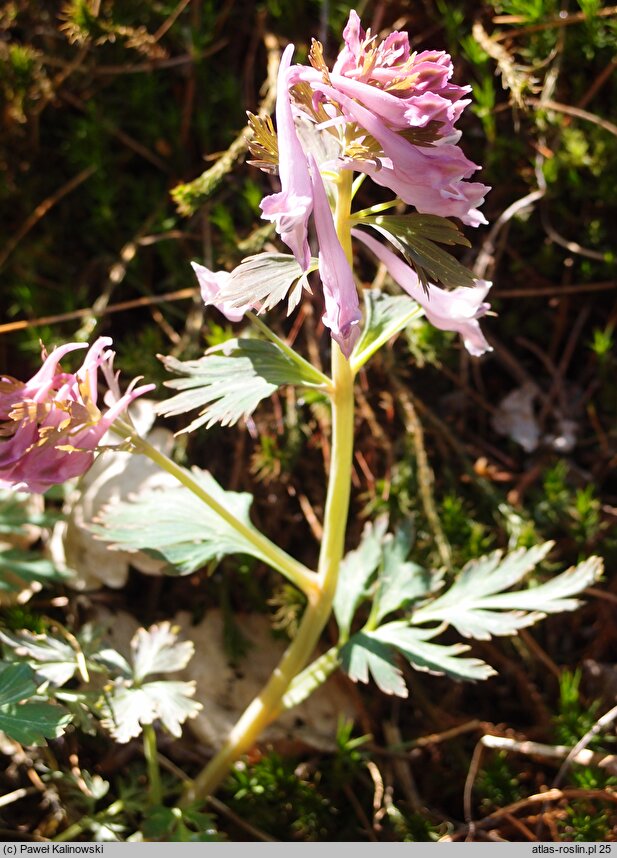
left=333, top=517, right=388, bottom=640
left=361, top=214, right=475, bottom=291
left=340, top=631, right=408, bottom=697
left=131, top=622, right=195, bottom=682
left=217, top=252, right=307, bottom=313
left=372, top=622, right=496, bottom=682
left=0, top=662, right=72, bottom=746
left=373, top=214, right=472, bottom=247
left=0, top=629, right=85, bottom=686
left=93, top=467, right=266, bottom=575
left=333, top=518, right=435, bottom=639
left=351, top=289, right=423, bottom=369
left=0, top=662, right=37, bottom=705
left=412, top=543, right=603, bottom=640
left=157, top=338, right=320, bottom=431
left=0, top=701, right=72, bottom=746
left=372, top=524, right=438, bottom=624
left=100, top=680, right=201, bottom=743
left=139, top=681, right=202, bottom=738
left=100, top=622, right=202, bottom=742
left=340, top=622, right=494, bottom=698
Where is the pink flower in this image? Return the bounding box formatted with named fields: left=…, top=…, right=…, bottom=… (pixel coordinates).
left=259, top=44, right=313, bottom=271
left=311, top=82, right=489, bottom=227
left=191, top=262, right=251, bottom=322
left=352, top=228, right=492, bottom=356
left=0, top=338, right=154, bottom=493
left=309, top=158, right=361, bottom=358
left=295, top=65, right=469, bottom=137
left=297, top=11, right=471, bottom=139
left=285, top=11, right=490, bottom=227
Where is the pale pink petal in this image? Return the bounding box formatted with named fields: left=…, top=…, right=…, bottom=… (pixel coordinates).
left=332, top=10, right=365, bottom=77
left=312, top=82, right=489, bottom=226
left=191, top=262, right=250, bottom=322
left=309, top=157, right=361, bottom=358
left=0, top=338, right=154, bottom=493
left=295, top=67, right=469, bottom=137
left=259, top=44, right=312, bottom=270
left=353, top=228, right=492, bottom=356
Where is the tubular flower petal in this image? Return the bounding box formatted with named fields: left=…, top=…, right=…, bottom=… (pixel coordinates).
left=312, top=82, right=489, bottom=227
left=0, top=338, right=155, bottom=494
left=259, top=44, right=313, bottom=271
left=191, top=262, right=251, bottom=322
left=295, top=62, right=469, bottom=138
left=353, top=228, right=492, bottom=356
left=330, top=11, right=470, bottom=136
left=0, top=342, right=88, bottom=471
left=284, top=10, right=490, bottom=228
left=309, top=158, right=361, bottom=358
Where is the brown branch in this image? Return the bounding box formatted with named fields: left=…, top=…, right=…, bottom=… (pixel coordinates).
left=492, top=6, right=617, bottom=41
left=0, top=166, right=96, bottom=271
left=0, top=288, right=197, bottom=336
left=152, top=0, right=193, bottom=42
left=171, top=32, right=280, bottom=216
left=528, top=97, right=617, bottom=139
left=495, top=281, right=616, bottom=298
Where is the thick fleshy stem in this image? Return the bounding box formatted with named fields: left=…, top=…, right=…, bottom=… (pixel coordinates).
left=180, top=170, right=356, bottom=805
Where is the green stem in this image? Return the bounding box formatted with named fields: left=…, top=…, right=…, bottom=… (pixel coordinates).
left=143, top=723, right=163, bottom=806
left=246, top=312, right=331, bottom=389
left=111, top=422, right=318, bottom=599
left=350, top=304, right=423, bottom=373
left=281, top=645, right=340, bottom=710
left=53, top=800, right=124, bottom=842
left=350, top=198, right=400, bottom=220
left=180, top=170, right=356, bottom=805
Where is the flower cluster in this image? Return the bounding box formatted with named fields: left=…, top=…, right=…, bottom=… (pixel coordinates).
left=194, top=9, right=492, bottom=358
left=291, top=10, right=489, bottom=227
left=0, top=338, right=153, bottom=493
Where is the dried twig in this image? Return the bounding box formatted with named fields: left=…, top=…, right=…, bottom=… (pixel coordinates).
left=75, top=202, right=169, bottom=341
left=171, top=33, right=280, bottom=216
left=495, top=281, right=616, bottom=298
left=472, top=22, right=531, bottom=107
left=152, top=0, right=192, bottom=43
left=492, top=6, right=617, bottom=41
left=474, top=190, right=545, bottom=282
left=553, top=704, right=617, bottom=788
left=0, top=288, right=197, bottom=336
left=482, top=733, right=617, bottom=774
left=447, top=787, right=617, bottom=840
left=383, top=722, right=422, bottom=813
left=463, top=740, right=485, bottom=840
left=0, top=787, right=37, bottom=809
left=342, top=782, right=379, bottom=842
left=0, top=166, right=96, bottom=271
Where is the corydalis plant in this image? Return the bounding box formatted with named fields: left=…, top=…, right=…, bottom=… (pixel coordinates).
left=147, top=11, right=598, bottom=805
left=0, top=10, right=603, bottom=819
